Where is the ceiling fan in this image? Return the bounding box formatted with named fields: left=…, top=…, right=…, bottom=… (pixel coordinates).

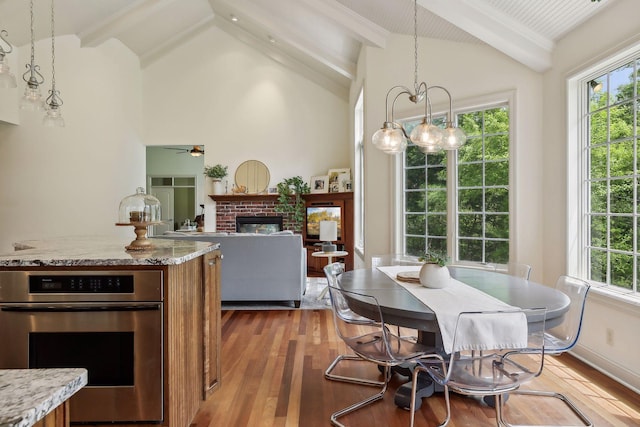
left=163, top=145, right=205, bottom=156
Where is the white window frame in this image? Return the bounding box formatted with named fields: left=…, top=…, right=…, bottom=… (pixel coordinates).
left=567, top=38, right=640, bottom=303
left=393, top=93, right=515, bottom=266
left=354, top=88, right=365, bottom=256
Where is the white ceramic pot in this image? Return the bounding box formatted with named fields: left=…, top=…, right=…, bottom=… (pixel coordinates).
left=211, top=179, right=224, bottom=195
left=419, top=263, right=450, bottom=288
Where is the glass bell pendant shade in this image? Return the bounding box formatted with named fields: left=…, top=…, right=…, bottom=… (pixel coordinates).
left=441, top=126, right=467, bottom=150
left=43, top=105, right=65, bottom=127
left=0, top=57, right=17, bottom=88
left=372, top=122, right=407, bottom=154
left=409, top=118, right=444, bottom=151
left=20, top=86, right=44, bottom=111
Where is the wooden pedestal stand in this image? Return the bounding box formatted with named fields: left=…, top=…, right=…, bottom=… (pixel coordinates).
left=115, top=222, right=162, bottom=251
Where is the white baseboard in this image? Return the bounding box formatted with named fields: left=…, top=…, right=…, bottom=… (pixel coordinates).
left=572, top=344, right=640, bottom=395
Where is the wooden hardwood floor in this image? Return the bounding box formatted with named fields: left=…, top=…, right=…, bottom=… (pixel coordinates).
left=191, top=309, right=640, bottom=427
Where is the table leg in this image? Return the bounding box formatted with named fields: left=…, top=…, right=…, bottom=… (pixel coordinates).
left=393, top=330, right=443, bottom=410
left=316, top=256, right=334, bottom=300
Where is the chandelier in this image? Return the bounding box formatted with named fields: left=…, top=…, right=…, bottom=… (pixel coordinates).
left=371, top=0, right=466, bottom=155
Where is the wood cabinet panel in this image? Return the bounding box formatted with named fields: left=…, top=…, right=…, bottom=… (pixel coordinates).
left=33, top=402, right=70, bottom=427
left=202, top=250, right=221, bottom=398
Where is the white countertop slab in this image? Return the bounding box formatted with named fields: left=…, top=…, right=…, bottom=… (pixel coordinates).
left=0, top=368, right=88, bottom=427
left=0, top=236, right=219, bottom=267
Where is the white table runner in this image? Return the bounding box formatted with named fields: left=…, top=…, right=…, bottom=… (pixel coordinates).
left=377, top=265, right=528, bottom=354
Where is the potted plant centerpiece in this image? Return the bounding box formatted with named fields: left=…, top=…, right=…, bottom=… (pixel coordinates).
left=274, top=176, right=310, bottom=232
left=204, top=164, right=228, bottom=195
left=418, top=247, right=451, bottom=288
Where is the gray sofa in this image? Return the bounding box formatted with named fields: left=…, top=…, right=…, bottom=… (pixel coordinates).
left=157, top=231, right=306, bottom=307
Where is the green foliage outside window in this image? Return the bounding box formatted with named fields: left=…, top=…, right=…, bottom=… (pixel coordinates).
left=587, top=58, right=639, bottom=290
left=457, top=107, right=510, bottom=264
left=402, top=106, right=510, bottom=264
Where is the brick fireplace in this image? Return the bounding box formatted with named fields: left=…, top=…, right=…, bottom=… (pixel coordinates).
left=213, top=195, right=297, bottom=233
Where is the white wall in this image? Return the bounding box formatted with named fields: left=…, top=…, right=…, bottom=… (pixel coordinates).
left=357, top=35, right=544, bottom=278
left=0, top=36, right=144, bottom=253
left=542, top=0, right=640, bottom=391
left=142, top=25, right=349, bottom=231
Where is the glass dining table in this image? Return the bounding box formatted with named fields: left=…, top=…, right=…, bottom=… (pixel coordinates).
left=336, top=265, right=571, bottom=408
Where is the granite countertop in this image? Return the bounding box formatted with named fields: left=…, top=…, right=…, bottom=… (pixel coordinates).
left=0, top=368, right=87, bottom=427
left=0, top=236, right=220, bottom=267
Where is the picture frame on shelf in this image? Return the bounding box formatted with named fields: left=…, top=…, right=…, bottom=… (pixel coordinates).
left=310, top=175, right=329, bottom=193
left=328, top=168, right=350, bottom=193
left=267, top=186, right=278, bottom=194
left=338, top=173, right=352, bottom=192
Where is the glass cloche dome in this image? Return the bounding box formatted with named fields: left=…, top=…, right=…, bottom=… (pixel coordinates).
left=118, top=187, right=161, bottom=224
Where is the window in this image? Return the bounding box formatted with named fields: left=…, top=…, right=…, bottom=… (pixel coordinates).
left=401, top=104, right=510, bottom=264
left=457, top=107, right=510, bottom=263
left=579, top=54, right=639, bottom=292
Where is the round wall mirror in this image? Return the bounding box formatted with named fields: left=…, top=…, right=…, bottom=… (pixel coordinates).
left=235, top=160, right=270, bottom=194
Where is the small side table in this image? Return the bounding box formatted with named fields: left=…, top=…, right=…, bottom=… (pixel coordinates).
left=312, top=251, right=348, bottom=300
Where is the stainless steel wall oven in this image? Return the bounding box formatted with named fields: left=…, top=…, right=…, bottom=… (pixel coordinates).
left=0, top=270, right=164, bottom=423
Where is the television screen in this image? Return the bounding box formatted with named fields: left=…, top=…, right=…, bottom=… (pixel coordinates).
left=306, top=206, right=341, bottom=240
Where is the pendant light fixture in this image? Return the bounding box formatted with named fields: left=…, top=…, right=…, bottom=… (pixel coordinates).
left=43, top=0, right=64, bottom=127
left=0, top=30, right=17, bottom=89
left=21, top=0, right=45, bottom=111
left=371, top=0, right=466, bottom=154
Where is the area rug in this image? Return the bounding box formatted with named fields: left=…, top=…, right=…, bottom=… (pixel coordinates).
left=221, top=277, right=331, bottom=310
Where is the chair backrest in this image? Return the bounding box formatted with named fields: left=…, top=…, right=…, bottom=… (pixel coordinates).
left=323, top=262, right=374, bottom=325
left=323, top=263, right=429, bottom=364
left=371, top=254, right=422, bottom=268
left=507, top=262, right=532, bottom=280
left=432, top=309, right=546, bottom=394
left=545, top=275, right=590, bottom=353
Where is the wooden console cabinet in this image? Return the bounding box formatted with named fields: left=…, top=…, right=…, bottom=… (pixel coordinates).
left=303, top=192, right=354, bottom=276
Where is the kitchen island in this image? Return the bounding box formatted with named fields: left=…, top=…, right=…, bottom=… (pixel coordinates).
left=0, top=236, right=222, bottom=427
left=0, top=368, right=87, bottom=427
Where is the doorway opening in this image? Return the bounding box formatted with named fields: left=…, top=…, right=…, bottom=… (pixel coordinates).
left=148, top=176, right=197, bottom=235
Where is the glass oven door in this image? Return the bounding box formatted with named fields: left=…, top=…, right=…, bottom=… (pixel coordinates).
left=0, top=302, right=163, bottom=423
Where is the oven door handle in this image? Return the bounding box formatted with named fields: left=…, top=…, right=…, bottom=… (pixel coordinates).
left=0, top=303, right=161, bottom=312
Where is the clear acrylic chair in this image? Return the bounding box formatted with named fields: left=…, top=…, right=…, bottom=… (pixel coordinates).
left=509, top=275, right=593, bottom=426
left=323, top=262, right=385, bottom=387
left=371, top=253, right=423, bottom=267
left=410, top=308, right=547, bottom=427
left=506, top=262, right=532, bottom=280
left=370, top=254, right=422, bottom=341
left=325, top=263, right=439, bottom=427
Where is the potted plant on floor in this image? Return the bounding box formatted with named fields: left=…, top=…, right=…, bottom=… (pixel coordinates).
left=275, top=176, right=310, bottom=232
left=418, top=247, right=450, bottom=288
left=204, top=164, right=228, bottom=195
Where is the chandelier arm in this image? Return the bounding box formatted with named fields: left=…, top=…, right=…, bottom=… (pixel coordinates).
left=427, top=85, right=454, bottom=125
left=421, top=82, right=430, bottom=118
left=385, top=85, right=412, bottom=122
left=0, top=30, right=12, bottom=57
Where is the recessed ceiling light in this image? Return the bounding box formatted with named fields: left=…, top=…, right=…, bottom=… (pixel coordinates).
left=230, top=14, right=238, bottom=22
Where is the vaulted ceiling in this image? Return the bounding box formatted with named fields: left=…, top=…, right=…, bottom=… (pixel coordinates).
left=0, top=0, right=613, bottom=98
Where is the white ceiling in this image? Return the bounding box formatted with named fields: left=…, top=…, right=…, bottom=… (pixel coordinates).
left=0, top=0, right=614, bottom=98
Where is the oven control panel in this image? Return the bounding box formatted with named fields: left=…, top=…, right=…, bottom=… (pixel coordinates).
left=29, top=275, right=134, bottom=293
left=0, top=270, right=162, bottom=302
